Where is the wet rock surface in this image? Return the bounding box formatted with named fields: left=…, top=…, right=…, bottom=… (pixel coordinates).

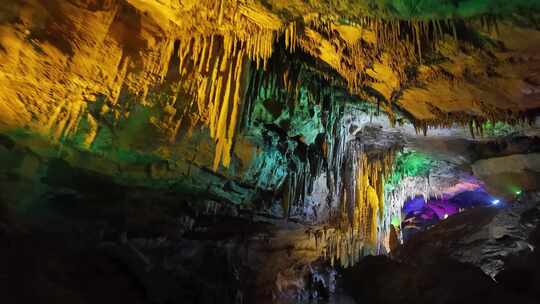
left=341, top=194, right=540, bottom=304
left=396, top=201, right=540, bottom=278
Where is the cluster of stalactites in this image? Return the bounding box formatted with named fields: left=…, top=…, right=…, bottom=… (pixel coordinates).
left=318, top=107, right=397, bottom=264
left=321, top=148, right=396, bottom=267
left=172, top=34, right=249, bottom=170
left=41, top=2, right=516, bottom=171
left=160, top=1, right=289, bottom=170
left=361, top=14, right=504, bottom=61
left=351, top=151, right=394, bottom=244
left=161, top=11, right=503, bottom=170
left=412, top=109, right=537, bottom=138
left=383, top=175, right=437, bottom=243
left=315, top=102, right=404, bottom=265
left=243, top=62, right=338, bottom=217
left=84, top=0, right=289, bottom=171
left=289, top=16, right=467, bottom=96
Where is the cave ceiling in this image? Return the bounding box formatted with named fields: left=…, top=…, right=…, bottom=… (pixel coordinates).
left=0, top=0, right=540, bottom=171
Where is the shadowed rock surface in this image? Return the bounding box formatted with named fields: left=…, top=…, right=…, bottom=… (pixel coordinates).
left=341, top=193, right=540, bottom=304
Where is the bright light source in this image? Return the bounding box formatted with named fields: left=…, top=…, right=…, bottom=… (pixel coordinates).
left=492, top=199, right=500, bottom=205
left=443, top=214, right=449, bottom=219
left=516, top=190, right=522, bottom=195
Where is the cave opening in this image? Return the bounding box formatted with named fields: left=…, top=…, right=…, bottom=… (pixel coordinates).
left=401, top=188, right=502, bottom=241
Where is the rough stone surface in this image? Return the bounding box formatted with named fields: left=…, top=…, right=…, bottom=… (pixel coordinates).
left=395, top=199, right=540, bottom=278
left=342, top=194, right=540, bottom=304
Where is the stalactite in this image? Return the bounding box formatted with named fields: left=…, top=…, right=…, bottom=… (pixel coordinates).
left=451, top=20, right=458, bottom=44
left=164, top=8, right=287, bottom=170
left=315, top=147, right=398, bottom=267
left=314, top=104, right=403, bottom=265
left=285, top=22, right=298, bottom=52
left=383, top=175, right=435, bottom=245
left=411, top=107, right=532, bottom=138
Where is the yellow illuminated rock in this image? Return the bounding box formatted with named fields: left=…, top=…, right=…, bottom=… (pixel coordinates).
left=0, top=1, right=539, bottom=170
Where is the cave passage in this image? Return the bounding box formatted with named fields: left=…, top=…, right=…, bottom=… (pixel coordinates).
left=1, top=1, right=540, bottom=304
left=402, top=188, right=503, bottom=241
